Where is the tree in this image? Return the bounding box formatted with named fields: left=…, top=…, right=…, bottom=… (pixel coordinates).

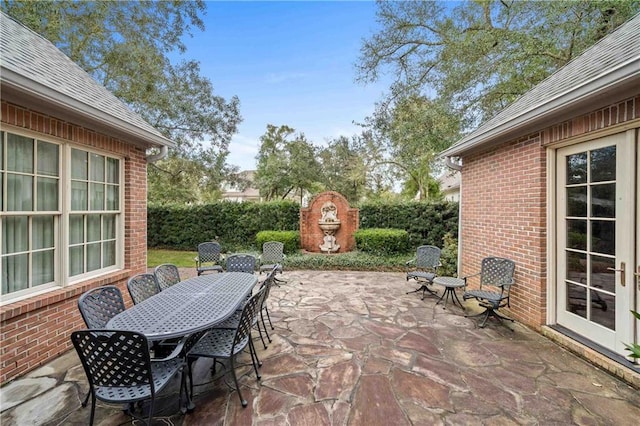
left=318, top=134, right=378, bottom=204
left=2, top=0, right=242, bottom=203
left=357, top=0, right=640, bottom=124
left=362, top=94, right=460, bottom=200
left=254, top=125, right=323, bottom=202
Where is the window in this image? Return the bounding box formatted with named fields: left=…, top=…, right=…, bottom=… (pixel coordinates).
left=0, top=130, right=122, bottom=302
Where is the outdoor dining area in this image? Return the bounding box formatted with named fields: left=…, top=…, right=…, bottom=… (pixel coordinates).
left=2, top=262, right=640, bottom=425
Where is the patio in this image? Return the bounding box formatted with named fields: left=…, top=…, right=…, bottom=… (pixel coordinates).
left=2, top=270, right=639, bottom=425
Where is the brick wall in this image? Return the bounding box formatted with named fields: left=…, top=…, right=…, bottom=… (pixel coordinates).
left=0, top=101, right=149, bottom=384
left=459, top=95, right=639, bottom=330
left=300, top=191, right=359, bottom=253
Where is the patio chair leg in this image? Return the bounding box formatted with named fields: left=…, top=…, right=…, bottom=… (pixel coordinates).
left=263, top=306, right=274, bottom=330
left=248, top=338, right=262, bottom=378
left=82, top=389, right=91, bottom=407
left=260, top=310, right=272, bottom=342
left=229, top=357, right=247, bottom=407
left=255, top=319, right=268, bottom=349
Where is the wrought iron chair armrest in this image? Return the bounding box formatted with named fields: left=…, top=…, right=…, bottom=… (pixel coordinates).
left=405, top=258, right=417, bottom=267
left=462, top=272, right=481, bottom=284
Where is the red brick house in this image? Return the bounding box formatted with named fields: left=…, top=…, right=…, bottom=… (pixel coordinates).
left=441, top=14, right=639, bottom=385
left=0, top=13, right=174, bottom=383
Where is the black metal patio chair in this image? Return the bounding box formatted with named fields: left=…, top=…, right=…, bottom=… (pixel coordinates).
left=225, top=253, right=256, bottom=274
left=462, top=257, right=516, bottom=328
left=127, top=273, right=161, bottom=305
left=187, top=286, right=265, bottom=407
left=195, top=241, right=224, bottom=275
left=70, top=330, right=188, bottom=425
left=259, top=241, right=286, bottom=285
left=154, top=263, right=181, bottom=291
left=406, top=245, right=441, bottom=300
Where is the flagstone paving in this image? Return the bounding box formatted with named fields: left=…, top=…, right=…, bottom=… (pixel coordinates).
left=1, top=270, right=639, bottom=425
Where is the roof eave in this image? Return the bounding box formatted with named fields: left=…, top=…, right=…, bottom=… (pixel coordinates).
left=1, top=68, right=175, bottom=149
left=440, top=58, right=640, bottom=158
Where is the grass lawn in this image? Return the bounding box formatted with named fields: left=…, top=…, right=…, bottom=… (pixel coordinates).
left=147, top=249, right=199, bottom=268
left=147, top=248, right=411, bottom=272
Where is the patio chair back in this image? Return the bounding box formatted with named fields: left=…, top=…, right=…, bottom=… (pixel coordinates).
left=71, top=329, right=185, bottom=425
left=127, top=273, right=160, bottom=304
left=196, top=241, right=224, bottom=275
left=415, top=245, right=441, bottom=270
left=78, top=286, right=126, bottom=329
left=259, top=241, right=284, bottom=274
left=226, top=253, right=256, bottom=273
left=154, top=263, right=181, bottom=291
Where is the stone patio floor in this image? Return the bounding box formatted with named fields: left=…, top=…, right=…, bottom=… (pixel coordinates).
left=2, top=270, right=640, bottom=425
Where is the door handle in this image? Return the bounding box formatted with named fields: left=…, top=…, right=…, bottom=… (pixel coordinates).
left=607, top=262, right=625, bottom=287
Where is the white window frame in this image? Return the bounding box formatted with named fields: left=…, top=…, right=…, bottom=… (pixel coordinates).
left=0, top=127, right=124, bottom=304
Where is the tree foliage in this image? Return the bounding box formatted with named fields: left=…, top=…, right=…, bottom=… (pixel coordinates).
left=357, top=0, right=640, bottom=123
left=254, top=125, right=323, bottom=202
left=2, top=0, right=242, bottom=203
left=363, top=94, right=461, bottom=200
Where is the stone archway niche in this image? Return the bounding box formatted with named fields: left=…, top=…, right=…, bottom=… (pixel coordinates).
left=300, top=191, right=359, bottom=253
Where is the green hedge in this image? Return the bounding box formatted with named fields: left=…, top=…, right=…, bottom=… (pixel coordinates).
left=357, top=200, right=458, bottom=248
left=354, top=228, right=410, bottom=255
left=256, top=231, right=300, bottom=254
left=147, top=199, right=458, bottom=253
left=147, top=200, right=299, bottom=252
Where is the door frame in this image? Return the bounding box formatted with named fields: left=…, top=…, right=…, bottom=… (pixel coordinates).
left=547, top=127, right=638, bottom=359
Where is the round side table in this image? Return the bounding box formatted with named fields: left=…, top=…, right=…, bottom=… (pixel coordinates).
left=432, top=276, right=466, bottom=310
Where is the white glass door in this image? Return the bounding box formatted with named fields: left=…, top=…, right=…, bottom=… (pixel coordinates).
left=556, top=131, right=636, bottom=357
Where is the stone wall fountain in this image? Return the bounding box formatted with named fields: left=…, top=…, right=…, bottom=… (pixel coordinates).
left=318, top=201, right=341, bottom=253
left=300, top=191, right=358, bottom=253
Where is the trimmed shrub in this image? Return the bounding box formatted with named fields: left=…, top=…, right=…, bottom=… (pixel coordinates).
left=354, top=228, right=410, bottom=255
left=256, top=230, right=300, bottom=254
left=358, top=200, right=458, bottom=248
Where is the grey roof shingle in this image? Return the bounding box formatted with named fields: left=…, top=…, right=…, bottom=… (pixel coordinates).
left=0, top=11, right=173, bottom=148
left=441, top=13, right=640, bottom=158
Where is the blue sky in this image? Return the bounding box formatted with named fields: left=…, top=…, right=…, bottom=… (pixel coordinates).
left=178, top=1, right=392, bottom=171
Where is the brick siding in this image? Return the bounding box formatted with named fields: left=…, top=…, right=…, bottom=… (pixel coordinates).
left=0, top=101, right=149, bottom=384
left=459, top=95, right=639, bottom=330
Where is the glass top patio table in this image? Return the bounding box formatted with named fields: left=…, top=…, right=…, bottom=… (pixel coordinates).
left=107, top=272, right=258, bottom=341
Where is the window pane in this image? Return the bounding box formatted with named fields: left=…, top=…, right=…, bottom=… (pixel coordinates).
left=566, top=187, right=586, bottom=217
left=7, top=134, right=33, bottom=173
left=90, top=183, right=104, bottom=210
left=106, top=157, right=119, bottom=183
left=103, top=241, right=116, bottom=267
left=90, top=153, right=105, bottom=182
left=87, top=215, right=101, bottom=242
left=3, top=216, right=28, bottom=253
left=71, top=181, right=87, bottom=210
left=69, top=215, right=84, bottom=244
left=567, top=282, right=587, bottom=318
left=566, top=152, right=587, bottom=184
left=1, top=131, right=4, bottom=171
left=567, top=220, right=587, bottom=250
left=591, top=220, right=615, bottom=255
left=566, top=251, right=586, bottom=283
left=104, top=214, right=116, bottom=239
left=69, top=246, right=84, bottom=276
left=106, top=185, right=119, bottom=210
left=7, top=174, right=33, bottom=211
left=37, top=177, right=58, bottom=211
left=71, top=149, right=88, bottom=179
left=37, top=141, right=59, bottom=176
left=86, top=243, right=101, bottom=272
left=590, top=146, right=615, bottom=183
left=2, top=254, right=28, bottom=294
left=591, top=183, right=615, bottom=218
left=33, top=216, right=54, bottom=249
left=32, top=250, right=54, bottom=286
